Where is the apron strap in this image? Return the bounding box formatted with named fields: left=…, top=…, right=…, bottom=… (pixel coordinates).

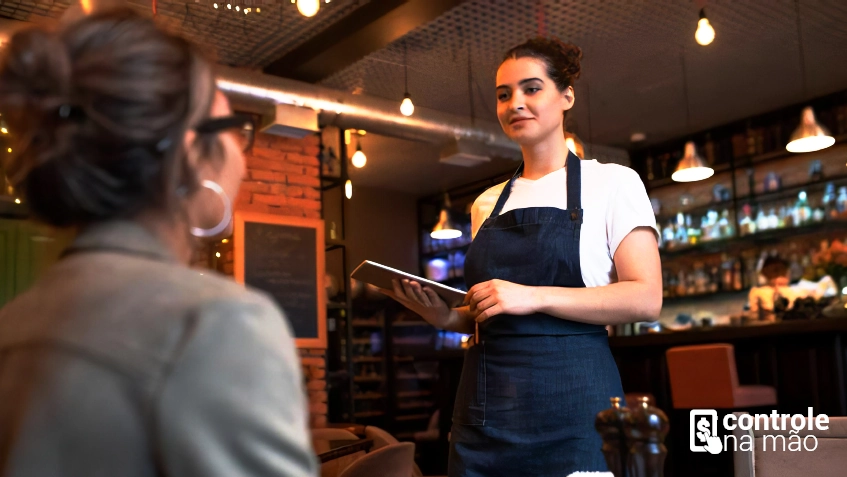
left=487, top=150, right=583, bottom=222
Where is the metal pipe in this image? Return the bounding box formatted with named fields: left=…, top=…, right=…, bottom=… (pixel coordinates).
left=216, top=66, right=521, bottom=155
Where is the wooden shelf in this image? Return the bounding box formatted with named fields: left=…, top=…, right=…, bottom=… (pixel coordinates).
left=397, top=390, right=433, bottom=398
left=393, top=320, right=431, bottom=327
left=352, top=319, right=382, bottom=327
left=395, top=413, right=431, bottom=422
left=354, top=411, right=385, bottom=418
left=396, top=373, right=437, bottom=380
left=352, top=356, right=384, bottom=363
left=353, top=376, right=385, bottom=383
left=397, top=401, right=435, bottom=410
left=660, top=219, right=847, bottom=258
left=354, top=393, right=386, bottom=400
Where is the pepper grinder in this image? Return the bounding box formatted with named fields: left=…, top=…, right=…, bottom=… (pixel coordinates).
left=624, top=396, right=670, bottom=477
left=594, top=396, right=630, bottom=477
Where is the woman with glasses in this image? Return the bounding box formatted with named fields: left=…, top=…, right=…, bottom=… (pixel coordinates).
left=0, top=8, right=316, bottom=477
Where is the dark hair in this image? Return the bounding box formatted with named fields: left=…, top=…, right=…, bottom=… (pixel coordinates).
left=0, top=8, right=217, bottom=227
left=761, top=256, right=789, bottom=280
left=501, top=37, right=582, bottom=119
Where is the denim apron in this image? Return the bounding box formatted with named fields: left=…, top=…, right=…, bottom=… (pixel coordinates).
left=448, top=151, right=625, bottom=477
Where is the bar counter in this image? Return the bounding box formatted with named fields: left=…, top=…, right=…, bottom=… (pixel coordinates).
left=611, top=316, right=847, bottom=417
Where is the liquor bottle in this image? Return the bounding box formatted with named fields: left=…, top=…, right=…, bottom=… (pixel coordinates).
left=662, top=221, right=675, bottom=247
left=824, top=183, right=838, bottom=219
left=733, top=260, right=744, bottom=290
left=837, top=187, right=847, bottom=216
left=674, top=213, right=688, bottom=245
left=719, top=209, right=733, bottom=238
left=756, top=209, right=769, bottom=231
left=767, top=209, right=779, bottom=229
left=721, top=255, right=734, bottom=291
left=794, top=191, right=811, bottom=226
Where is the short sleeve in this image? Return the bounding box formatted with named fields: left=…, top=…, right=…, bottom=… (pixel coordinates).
left=606, top=167, right=660, bottom=258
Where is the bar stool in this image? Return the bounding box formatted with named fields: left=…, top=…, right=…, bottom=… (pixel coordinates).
left=665, top=343, right=776, bottom=409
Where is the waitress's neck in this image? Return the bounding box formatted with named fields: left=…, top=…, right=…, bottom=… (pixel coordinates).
left=519, top=131, right=571, bottom=180
left=135, top=210, right=195, bottom=265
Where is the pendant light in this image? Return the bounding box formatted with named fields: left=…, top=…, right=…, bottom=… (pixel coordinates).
left=431, top=193, right=462, bottom=240
left=695, top=8, right=715, bottom=46
left=672, top=51, right=714, bottom=182
left=351, top=140, right=367, bottom=168
left=297, top=0, right=319, bottom=17
left=400, top=41, right=414, bottom=117
left=786, top=0, right=834, bottom=153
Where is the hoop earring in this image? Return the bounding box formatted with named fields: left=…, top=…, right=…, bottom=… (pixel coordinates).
left=190, top=180, right=232, bottom=238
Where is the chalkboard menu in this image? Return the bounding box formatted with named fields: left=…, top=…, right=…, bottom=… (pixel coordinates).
left=234, top=212, right=326, bottom=348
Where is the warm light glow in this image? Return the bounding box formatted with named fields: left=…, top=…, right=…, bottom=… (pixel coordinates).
left=787, top=135, right=836, bottom=153
left=344, top=129, right=351, bottom=145
left=1, top=128, right=7, bottom=134
left=431, top=228, right=462, bottom=240
left=787, top=106, right=835, bottom=153
left=14, top=198, right=20, bottom=204
left=695, top=18, right=715, bottom=45
left=80, top=0, right=93, bottom=14
left=345, top=179, right=352, bottom=199
left=357, top=130, right=366, bottom=136
left=6, top=148, right=11, bottom=153
left=235, top=5, right=239, bottom=11
left=215, top=252, right=221, bottom=258
left=565, top=137, right=576, bottom=154
left=351, top=149, right=367, bottom=168
left=227, top=3, right=231, bottom=9
left=400, top=95, right=414, bottom=116
left=672, top=141, right=714, bottom=182
left=213, top=3, right=218, bottom=8
left=297, top=0, right=320, bottom=17
left=222, top=239, right=229, bottom=243
left=256, top=7, right=260, bottom=12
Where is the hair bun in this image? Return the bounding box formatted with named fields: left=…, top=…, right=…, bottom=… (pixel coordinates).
left=0, top=27, right=72, bottom=114
left=548, top=37, right=582, bottom=80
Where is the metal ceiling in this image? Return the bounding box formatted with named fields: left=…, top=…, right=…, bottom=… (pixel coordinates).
left=3, top=0, right=847, bottom=194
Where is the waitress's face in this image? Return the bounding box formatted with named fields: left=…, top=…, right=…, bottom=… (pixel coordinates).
left=496, top=57, right=573, bottom=145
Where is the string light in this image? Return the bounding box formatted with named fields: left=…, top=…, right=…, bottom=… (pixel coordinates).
left=695, top=8, right=715, bottom=46
left=213, top=2, right=218, bottom=8
left=345, top=179, right=352, bottom=199
left=297, top=0, right=320, bottom=17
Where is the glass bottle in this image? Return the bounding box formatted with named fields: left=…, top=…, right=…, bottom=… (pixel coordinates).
left=837, top=187, right=847, bottom=216
left=794, top=191, right=811, bottom=226
left=756, top=209, right=769, bottom=231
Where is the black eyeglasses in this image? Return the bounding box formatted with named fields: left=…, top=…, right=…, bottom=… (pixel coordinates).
left=195, top=114, right=255, bottom=152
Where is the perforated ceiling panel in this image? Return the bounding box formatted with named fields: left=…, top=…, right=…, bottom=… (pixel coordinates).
left=319, top=0, right=847, bottom=147
left=0, top=0, right=371, bottom=68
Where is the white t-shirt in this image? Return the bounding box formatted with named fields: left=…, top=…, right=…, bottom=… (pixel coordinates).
left=470, top=159, right=659, bottom=288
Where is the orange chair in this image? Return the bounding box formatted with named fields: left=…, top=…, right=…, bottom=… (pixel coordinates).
left=665, top=343, right=776, bottom=409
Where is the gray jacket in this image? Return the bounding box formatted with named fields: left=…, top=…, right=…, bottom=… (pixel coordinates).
left=0, top=221, right=318, bottom=477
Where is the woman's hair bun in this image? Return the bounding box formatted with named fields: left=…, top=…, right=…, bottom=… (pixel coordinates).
left=0, top=8, right=216, bottom=228
left=502, top=36, right=583, bottom=91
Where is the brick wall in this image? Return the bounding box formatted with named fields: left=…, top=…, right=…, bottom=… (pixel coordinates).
left=217, top=132, right=328, bottom=429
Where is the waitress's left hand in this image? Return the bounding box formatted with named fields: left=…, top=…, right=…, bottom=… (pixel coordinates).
left=466, top=279, right=538, bottom=322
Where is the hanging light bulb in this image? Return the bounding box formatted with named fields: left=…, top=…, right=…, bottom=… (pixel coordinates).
left=786, top=106, right=835, bottom=153
left=297, top=0, right=319, bottom=17
left=672, top=141, right=714, bottom=182
left=226, top=3, right=231, bottom=9
left=351, top=142, right=367, bottom=168
left=213, top=3, right=218, bottom=8
left=400, top=93, right=414, bottom=117
left=695, top=8, right=715, bottom=46
left=345, top=179, right=352, bottom=199
left=235, top=5, right=239, bottom=11
left=431, top=194, right=462, bottom=240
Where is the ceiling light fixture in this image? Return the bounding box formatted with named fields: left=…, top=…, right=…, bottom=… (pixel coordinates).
left=695, top=8, right=715, bottom=46
left=351, top=140, right=367, bottom=168
left=786, top=0, right=833, bottom=153
left=673, top=51, right=714, bottom=182
left=297, top=0, right=319, bottom=17
left=400, top=41, right=414, bottom=116
left=431, top=193, right=462, bottom=240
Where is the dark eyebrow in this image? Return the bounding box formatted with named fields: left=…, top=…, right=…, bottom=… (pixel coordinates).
left=496, top=77, right=544, bottom=90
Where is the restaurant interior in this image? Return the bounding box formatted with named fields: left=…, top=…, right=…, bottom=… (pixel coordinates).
left=3, top=0, right=847, bottom=476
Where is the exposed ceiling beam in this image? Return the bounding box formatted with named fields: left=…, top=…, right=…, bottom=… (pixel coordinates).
left=263, top=0, right=466, bottom=83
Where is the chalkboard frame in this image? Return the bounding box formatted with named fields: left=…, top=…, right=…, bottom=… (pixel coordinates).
left=233, top=211, right=326, bottom=349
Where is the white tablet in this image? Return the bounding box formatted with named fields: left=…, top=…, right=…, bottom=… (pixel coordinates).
left=351, top=260, right=467, bottom=308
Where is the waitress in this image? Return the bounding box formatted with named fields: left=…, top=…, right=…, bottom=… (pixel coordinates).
left=383, top=37, right=662, bottom=476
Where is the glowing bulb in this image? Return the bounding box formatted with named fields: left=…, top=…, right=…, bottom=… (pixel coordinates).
left=213, top=3, right=218, bottom=8
left=1, top=128, right=7, bottom=134
left=14, top=198, right=20, bottom=204
left=222, top=239, right=229, bottom=243
left=235, top=5, right=239, bottom=11
left=80, top=0, right=93, bottom=14
left=400, top=94, right=414, bottom=116
left=256, top=7, right=260, bottom=12
left=227, top=4, right=231, bottom=9
left=297, top=0, right=320, bottom=17
left=7, top=148, right=11, bottom=153
left=345, top=179, right=352, bottom=199
left=351, top=149, right=367, bottom=168
left=695, top=9, right=715, bottom=46
left=215, top=252, right=221, bottom=258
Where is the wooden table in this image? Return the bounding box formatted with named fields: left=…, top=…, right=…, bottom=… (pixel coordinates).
left=316, top=438, right=373, bottom=463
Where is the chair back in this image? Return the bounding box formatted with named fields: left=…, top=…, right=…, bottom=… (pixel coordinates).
left=364, top=426, right=399, bottom=449
left=733, top=413, right=847, bottom=477
left=666, top=343, right=738, bottom=409
left=338, top=442, right=415, bottom=477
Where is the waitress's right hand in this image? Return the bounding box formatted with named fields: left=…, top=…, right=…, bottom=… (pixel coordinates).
left=378, top=278, right=452, bottom=328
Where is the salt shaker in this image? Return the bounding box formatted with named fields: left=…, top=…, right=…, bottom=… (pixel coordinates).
left=594, top=396, right=630, bottom=477
left=624, top=396, right=669, bottom=477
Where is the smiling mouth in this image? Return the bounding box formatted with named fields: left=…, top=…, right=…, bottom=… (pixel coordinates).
left=510, top=118, right=532, bottom=125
